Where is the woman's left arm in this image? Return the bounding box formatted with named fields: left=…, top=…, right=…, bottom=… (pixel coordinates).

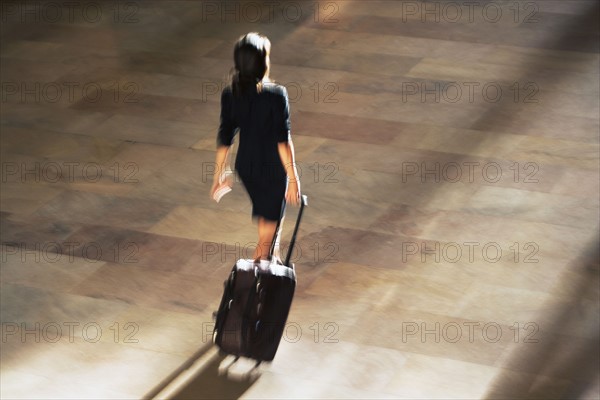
left=210, top=145, right=232, bottom=199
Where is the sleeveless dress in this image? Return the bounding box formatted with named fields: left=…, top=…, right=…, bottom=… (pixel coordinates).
left=217, top=82, right=291, bottom=222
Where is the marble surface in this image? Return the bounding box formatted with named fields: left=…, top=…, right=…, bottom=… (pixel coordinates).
left=1, top=0, right=598, bottom=399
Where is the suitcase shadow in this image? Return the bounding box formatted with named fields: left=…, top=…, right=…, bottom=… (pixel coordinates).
left=171, top=351, right=260, bottom=400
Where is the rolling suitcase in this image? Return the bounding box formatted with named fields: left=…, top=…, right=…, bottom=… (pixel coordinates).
left=213, top=195, right=307, bottom=363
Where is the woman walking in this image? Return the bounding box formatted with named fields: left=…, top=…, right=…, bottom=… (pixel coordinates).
left=210, top=32, right=301, bottom=263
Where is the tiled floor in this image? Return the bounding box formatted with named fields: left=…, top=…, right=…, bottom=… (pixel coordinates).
left=1, top=1, right=599, bottom=399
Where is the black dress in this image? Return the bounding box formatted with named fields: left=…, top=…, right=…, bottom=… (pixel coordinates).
left=217, top=82, right=291, bottom=222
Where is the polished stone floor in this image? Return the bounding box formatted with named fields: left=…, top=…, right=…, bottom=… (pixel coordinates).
left=1, top=1, right=599, bottom=399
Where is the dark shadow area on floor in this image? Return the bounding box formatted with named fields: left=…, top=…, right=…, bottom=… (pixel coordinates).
left=142, top=342, right=262, bottom=400
left=170, top=352, right=259, bottom=400
left=484, top=233, right=600, bottom=399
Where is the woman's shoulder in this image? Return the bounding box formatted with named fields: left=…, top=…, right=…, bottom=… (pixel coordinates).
left=222, top=84, right=233, bottom=94
left=220, top=84, right=234, bottom=102
left=262, top=81, right=288, bottom=98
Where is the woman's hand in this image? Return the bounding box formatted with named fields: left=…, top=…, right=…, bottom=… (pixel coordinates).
left=210, top=146, right=232, bottom=201
left=210, top=179, right=220, bottom=200
left=278, top=141, right=301, bottom=206
left=210, top=169, right=233, bottom=201
left=286, top=179, right=301, bottom=206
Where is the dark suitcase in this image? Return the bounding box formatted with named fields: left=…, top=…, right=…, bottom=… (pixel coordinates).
left=213, top=195, right=307, bottom=363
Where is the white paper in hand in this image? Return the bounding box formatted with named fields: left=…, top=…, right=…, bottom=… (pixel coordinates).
left=213, top=183, right=232, bottom=203
left=213, top=170, right=233, bottom=203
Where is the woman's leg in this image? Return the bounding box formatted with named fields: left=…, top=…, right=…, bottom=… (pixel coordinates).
left=272, top=215, right=284, bottom=261
left=253, top=217, right=283, bottom=261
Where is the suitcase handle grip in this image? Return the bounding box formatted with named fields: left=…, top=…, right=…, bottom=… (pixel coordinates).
left=268, top=195, right=308, bottom=266
left=285, top=195, right=307, bottom=267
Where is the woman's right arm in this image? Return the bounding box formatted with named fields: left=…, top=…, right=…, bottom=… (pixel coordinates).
left=275, top=86, right=301, bottom=206
left=278, top=140, right=301, bottom=206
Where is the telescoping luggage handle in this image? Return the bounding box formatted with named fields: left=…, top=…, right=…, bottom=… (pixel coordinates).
left=268, top=194, right=308, bottom=267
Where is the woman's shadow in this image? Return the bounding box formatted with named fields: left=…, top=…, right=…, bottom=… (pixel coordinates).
left=169, top=351, right=261, bottom=400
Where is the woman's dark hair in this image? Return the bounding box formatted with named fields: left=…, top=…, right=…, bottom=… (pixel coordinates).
left=231, top=32, right=271, bottom=97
